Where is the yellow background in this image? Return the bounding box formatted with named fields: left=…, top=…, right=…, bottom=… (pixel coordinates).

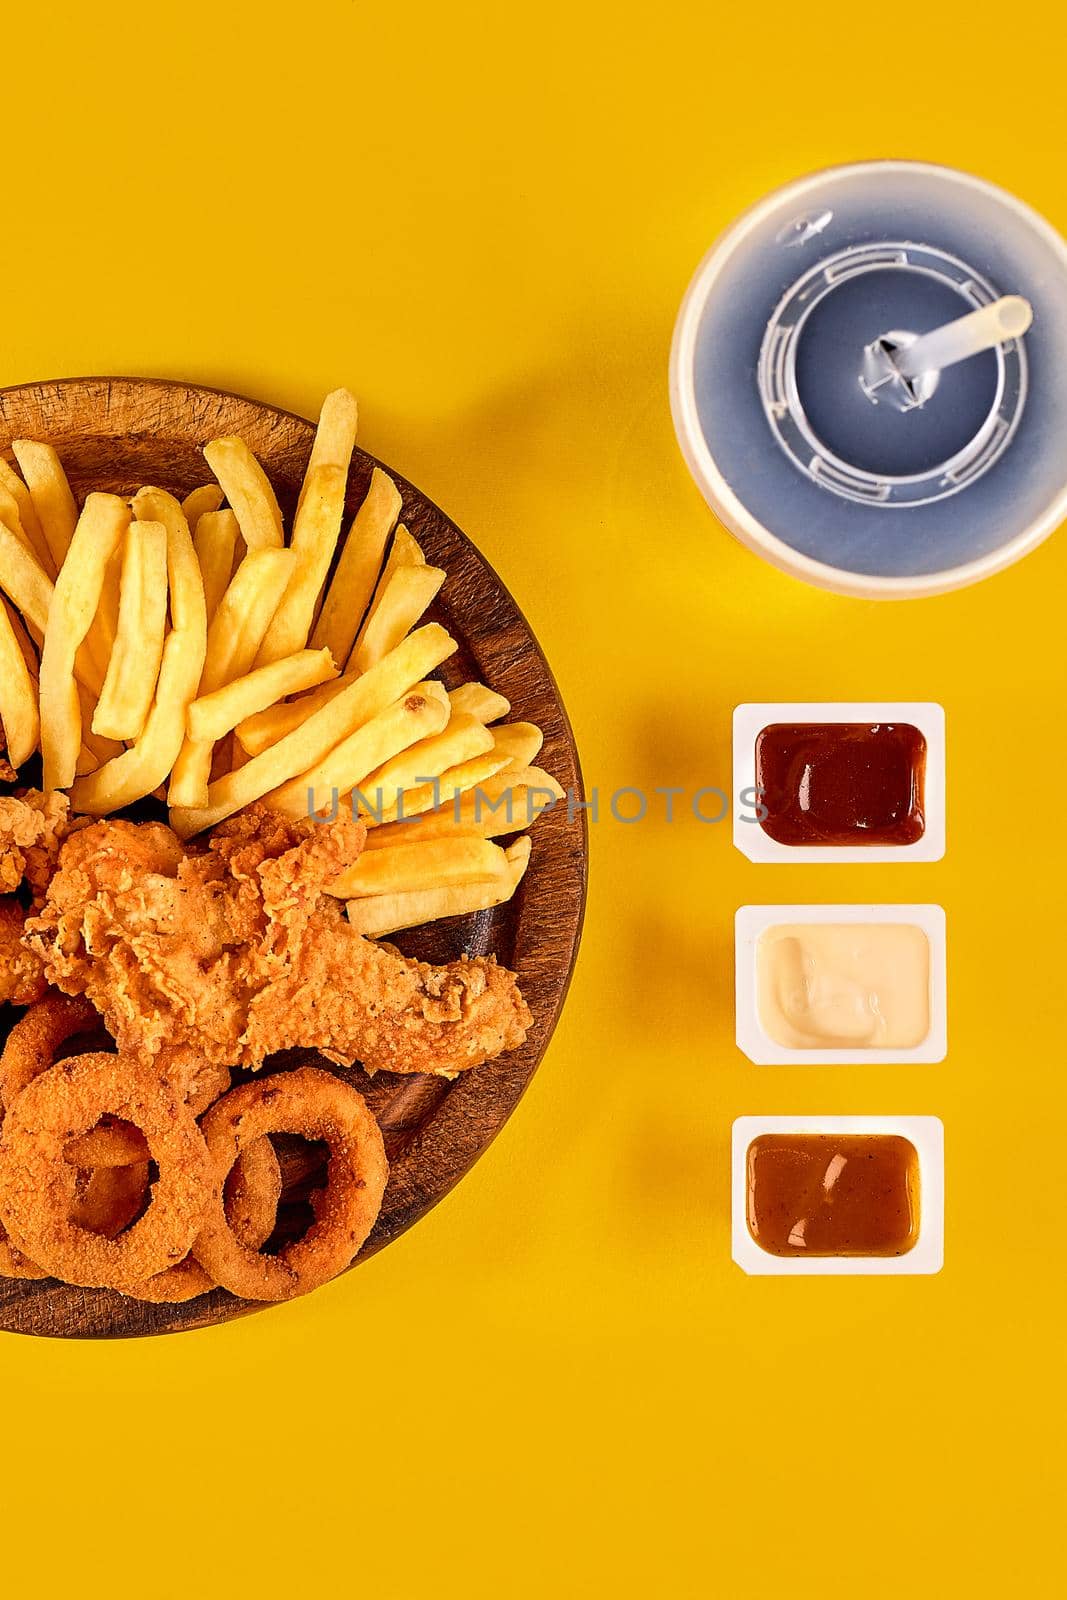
left=2, top=3, right=1064, bottom=1595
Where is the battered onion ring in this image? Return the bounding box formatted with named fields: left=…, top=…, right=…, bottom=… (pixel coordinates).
left=192, top=1067, right=387, bottom=1302
left=0, top=998, right=232, bottom=1167
left=0, top=1052, right=216, bottom=1289
left=130, top=1136, right=282, bottom=1303
left=1, top=1164, right=150, bottom=1278
left=0, top=992, right=99, bottom=1110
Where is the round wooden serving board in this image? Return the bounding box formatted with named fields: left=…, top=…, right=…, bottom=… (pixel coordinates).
left=0, top=377, right=586, bottom=1339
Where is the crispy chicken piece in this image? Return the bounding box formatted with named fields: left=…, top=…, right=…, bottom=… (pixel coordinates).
left=0, top=899, right=46, bottom=1007
left=27, top=806, right=530, bottom=1078
left=0, top=789, right=72, bottom=903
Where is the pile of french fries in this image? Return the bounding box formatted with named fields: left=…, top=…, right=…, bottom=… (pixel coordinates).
left=0, top=390, right=562, bottom=934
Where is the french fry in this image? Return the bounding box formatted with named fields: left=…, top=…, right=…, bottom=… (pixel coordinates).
left=236, top=670, right=355, bottom=756
left=310, top=467, right=401, bottom=666
left=10, top=441, right=78, bottom=571
left=0, top=598, right=39, bottom=767
left=71, top=490, right=207, bottom=815
left=255, top=465, right=348, bottom=665
left=349, top=562, right=445, bottom=673
left=181, top=483, right=225, bottom=530
left=4, top=601, right=38, bottom=676
left=187, top=647, right=337, bottom=745
left=362, top=765, right=565, bottom=847
left=81, top=547, right=123, bottom=686
left=328, top=836, right=507, bottom=899
left=448, top=682, right=510, bottom=724
left=363, top=768, right=559, bottom=844
left=203, top=548, right=296, bottom=684
left=92, top=521, right=169, bottom=741
left=78, top=684, right=124, bottom=765
left=492, top=721, right=544, bottom=770
left=168, top=621, right=457, bottom=838
left=299, top=387, right=359, bottom=501
left=345, top=836, right=531, bottom=937
left=253, top=391, right=358, bottom=668
left=357, top=714, right=493, bottom=817
left=381, top=524, right=425, bottom=576
left=39, top=493, right=129, bottom=789
left=0, top=458, right=53, bottom=575
left=372, top=750, right=511, bottom=826
left=202, top=436, right=284, bottom=550
left=265, top=682, right=451, bottom=819
left=193, top=509, right=241, bottom=623
left=168, top=546, right=295, bottom=807
left=0, top=519, right=53, bottom=638
left=0, top=484, right=42, bottom=566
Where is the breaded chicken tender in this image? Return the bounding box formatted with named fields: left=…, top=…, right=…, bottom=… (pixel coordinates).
left=27, top=806, right=530, bottom=1078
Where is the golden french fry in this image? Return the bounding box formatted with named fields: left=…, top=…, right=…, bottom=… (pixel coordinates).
left=236, top=669, right=355, bottom=756
left=492, top=721, right=544, bottom=770
left=39, top=494, right=130, bottom=789
left=0, top=459, right=53, bottom=575
left=78, top=684, right=123, bottom=765
left=349, top=563, right=444, bottom=673
left=92, top=521, right=169, bottom=742
left=345, top=836, right=531, bottom=937
left=0, top=598, right=39, bottom=767
left=204, top=548, right=296, bottom=685
left=0, top=519, right=53, bottom=639
left=168, top=621, right=457, bottom=838
left=181, top=483, right=225, bottom=530
left=358, top=713, right=493, bottom=816
left=202, top=436, right=283, bottom=550
left=266, top=682, right=451, bottom=819
left=188, top=647, right=337, bottom=745
left=169, top=546, right=295, bottom=807
left=448, top=682, right=510, bottom=724
left=328, top=836, right=507, bottom=900
left=71, top=491, right=206, bottom=815
left=363, top=765, right=565, bottom=847
left=300, top=388, right=359, bottom=496
left=0, top=485, right=42, bottom=567
left=372, top=751, right=512, bottom=826
left=382, top=525, right=425, bottom=575
left=4, top=601, right=38, bottom=675
left=10, top=441, right=78, bottom=571
left=255, top=463, right=348, bottom=665
left=310, top=468, right=402, bottom=666
left=193, top=509, right=240, bottom=624
left=81, top=545, right=123, bottom=687
left=249, top=390, right=358, bottom=668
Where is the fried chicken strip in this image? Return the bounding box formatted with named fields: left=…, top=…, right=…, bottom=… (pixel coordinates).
left=26, top=806, right=530, bottom=1077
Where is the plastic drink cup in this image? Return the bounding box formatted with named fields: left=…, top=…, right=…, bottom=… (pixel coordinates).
left=670, top=161, right=1067, bottom=599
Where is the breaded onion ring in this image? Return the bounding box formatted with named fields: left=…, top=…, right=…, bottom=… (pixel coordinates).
left=0, top=1052, right=216, bottom=1289
left=0, top=998, right=233, bottom=1167
left=131, top=1136, right=282, bottom=1304
left=0, top=991, right=99, bottom=1110
left=192, top=1067, right=387, bottom=1302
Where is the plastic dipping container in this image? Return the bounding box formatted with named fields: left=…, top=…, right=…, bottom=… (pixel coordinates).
left=732, top=1116, right=945, bottom=1276
left=733, top=701, right=946, bottom=863
left=670, top=162, right=1067, bottom=598
left=735, top=904, right=947, bottom=1065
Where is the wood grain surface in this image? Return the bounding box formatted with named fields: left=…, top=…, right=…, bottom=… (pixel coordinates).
left=0, top=377, right=586, bottom=1339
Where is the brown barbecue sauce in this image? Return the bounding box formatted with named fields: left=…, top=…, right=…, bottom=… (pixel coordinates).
left=746, top=1134, right=920, bottom=1257
left=755, top=722, right=926, bottom=846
